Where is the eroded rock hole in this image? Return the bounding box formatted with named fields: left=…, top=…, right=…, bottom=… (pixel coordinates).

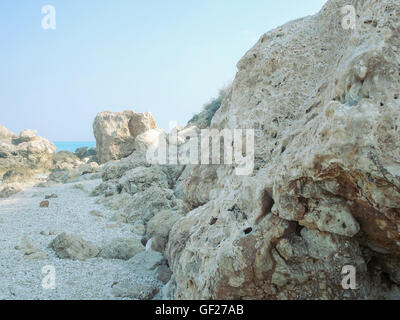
left=255, top=190, right=274, bottom=224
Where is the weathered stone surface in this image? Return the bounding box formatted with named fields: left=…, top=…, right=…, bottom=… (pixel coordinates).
left=49, top=233, right=100, bottom=261
left=74, top=146, right=97, bottom=162
left=128, top=112, right=157, bottom=139
left=112, top=277, right=160, bottom=300
left=101, top=150, right=149, bottom=181
left=0, top=183, right=22, bottom=199
left=16, top=237, right=47, bottom=260
left=40, top=200, right=49, bottom=208
left=0, top=126, right=56, bottom=180
left=93, top=111, right=156, bottom=164
left=128, top=251, right=172, bottom=283
left=134, top=128, right=167, bottom=153
left=118, top=166, right=169, bottom=194
left=0, top=125, right=17, bottom=142
left=126, top=186, right=175, bottom=224
left=52, top=151, right=83, bottom=171
left=147, top=210, right=183, bottom=253
left=167, top=0, right=400, bottom=300
left=100, top=237, right=145, bottom=260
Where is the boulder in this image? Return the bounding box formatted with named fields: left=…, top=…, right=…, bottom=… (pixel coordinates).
left=146, top=209, right=183, bottom=253
left=127, top=251, right=172, bottom=284
left=118, top=166, right=169, bottom=194
left=18, top=129, right=37, bottom=143
left=126, top=186, right=175, bottom=224
left=93, top=110, right=156, bottom=164
left=100, top=237, right=145, bottom=260
left=2, top=169, right=32, bottom=183
left=49, top=233, right=100, bottom=261
left=0, top=126, right=56, bottom=180
left=16, top=236, right=47, bottom=260
left=111, top=277, right=160, bottom=300
left=52, top=151, right=83, bottom=171
left=0, top=125, right=17, bottom=142
left=0, top=183, right=22, bottom=199
left=74, top=147, right=98, bottom=162
left=101, top=150, right=149, bottom=182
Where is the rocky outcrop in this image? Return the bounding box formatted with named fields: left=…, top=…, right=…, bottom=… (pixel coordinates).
left=74, top=146, right=97, bottom=163
left=0, top=126, right=56, bottom=180
left=166, top=0, right=400, bottom=300
left=93, top=111, right=156, bottom=164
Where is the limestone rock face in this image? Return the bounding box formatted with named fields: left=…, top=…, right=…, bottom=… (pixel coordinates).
left=167, top=0, right=400, bottom=300
left=93, top=111, right=156, bottom=164
left=49, top=233, right=100, bottom=261
left=0, top=126, right=56, bottom=180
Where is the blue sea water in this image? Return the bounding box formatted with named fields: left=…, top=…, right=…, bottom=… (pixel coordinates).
left=53, top=141, right=96, bottom=153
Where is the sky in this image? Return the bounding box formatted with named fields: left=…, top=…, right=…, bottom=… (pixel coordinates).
left=0, top=0, right=327, bottom=141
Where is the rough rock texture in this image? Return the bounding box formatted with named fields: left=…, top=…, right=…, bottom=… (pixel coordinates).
left=100, top=237, right=145, bottom=260
left=167, top=0, right=400, bottom=300
left=0, top=183, right=22, bottom=199
left=147, top=209, right=183, bottom=253
left=16, top=236, right=47, bottom=260
left=93, top=111, right=156, bottom=164
left=49, top=233, right=100, bottom=261
left=0, top=126, right=56, bottom=179
left=52, top=151, right=84, bottom=171
left=112, top=251, right=170, bottom=299
left=134, top=128, right=167, bottom=152
left=112, top=277, right=161, bottom=300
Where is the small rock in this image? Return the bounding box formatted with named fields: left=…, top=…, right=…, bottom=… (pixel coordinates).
left=45, top=194, right=58, bottom=200
left=89, top=210, right=104, bottom=217
left=40, top=229, right=57, bottom=236
left=40, top=200, right=49, bottom=208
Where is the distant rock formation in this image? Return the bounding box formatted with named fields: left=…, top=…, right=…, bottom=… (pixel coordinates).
left=0, top=126, right=56, bottom=181
left=93, top=111, right=156, bottom=164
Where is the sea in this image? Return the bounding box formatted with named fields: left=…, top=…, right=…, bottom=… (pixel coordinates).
left=53, top=141, right=96, bottom=153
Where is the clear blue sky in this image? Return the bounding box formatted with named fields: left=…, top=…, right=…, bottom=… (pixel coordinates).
left=0, top=0, right=327, bottom=141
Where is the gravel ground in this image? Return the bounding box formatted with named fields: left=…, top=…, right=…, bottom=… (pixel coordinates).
left=0, top=179, right=139, bottom=300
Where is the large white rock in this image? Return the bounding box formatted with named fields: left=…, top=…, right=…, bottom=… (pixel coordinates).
left=167, top=0, right=400, bottom=300
left=93, top=110, right=156, bottom=164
